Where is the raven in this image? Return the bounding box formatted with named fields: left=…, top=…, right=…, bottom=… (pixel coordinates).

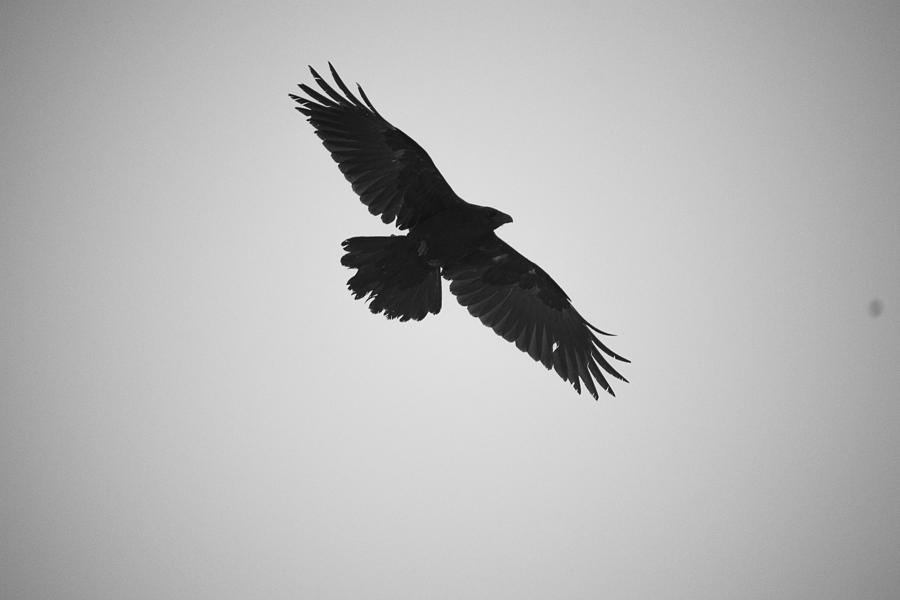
left=291, top=64, right=629, bottom=398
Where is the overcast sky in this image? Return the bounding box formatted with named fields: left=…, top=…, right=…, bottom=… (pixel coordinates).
left=2, top=2, right=899, bottom=598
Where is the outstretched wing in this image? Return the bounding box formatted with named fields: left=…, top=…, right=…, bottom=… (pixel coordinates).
left=443, top=235, right=629, bottom=399
left=290, top=64, right=462, bottom=230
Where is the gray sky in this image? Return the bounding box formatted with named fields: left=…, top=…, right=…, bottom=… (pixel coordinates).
left=2, top=1, right=899, bottom=598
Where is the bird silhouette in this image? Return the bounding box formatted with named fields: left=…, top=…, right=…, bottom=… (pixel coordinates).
left=290, top=64, right=629, bottom=398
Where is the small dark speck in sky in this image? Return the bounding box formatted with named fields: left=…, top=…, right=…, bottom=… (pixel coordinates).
left=868, top=299, right=884, bottom=317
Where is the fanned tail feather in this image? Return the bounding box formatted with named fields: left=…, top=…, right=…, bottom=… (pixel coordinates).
left=341, top=236, right=441, bottom=321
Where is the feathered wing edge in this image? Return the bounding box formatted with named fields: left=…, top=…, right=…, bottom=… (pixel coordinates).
left=445, top=244, right=630, bottom=400
left=289, top=64, right=460, bottom=230
left=290, top=62, right=380, bottom=116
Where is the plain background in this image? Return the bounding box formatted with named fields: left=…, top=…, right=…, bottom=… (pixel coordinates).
left=2, top=2, right=899, bottom=598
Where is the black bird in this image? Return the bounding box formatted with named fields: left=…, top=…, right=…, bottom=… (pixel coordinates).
left=290, top=64, right=629, bottom=398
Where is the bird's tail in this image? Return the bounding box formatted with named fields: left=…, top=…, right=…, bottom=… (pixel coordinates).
left=340, top=236, right=441, bottom=321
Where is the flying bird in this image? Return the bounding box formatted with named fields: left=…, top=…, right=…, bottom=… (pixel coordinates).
left=290, top=64, right=629, bottom=398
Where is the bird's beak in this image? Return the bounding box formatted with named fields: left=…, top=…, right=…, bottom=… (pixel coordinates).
left=495, top=211, right=513, bottom=226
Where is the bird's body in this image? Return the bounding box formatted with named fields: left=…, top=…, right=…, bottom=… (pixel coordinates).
left=291, top=64, right=629, bottom=399
left=409, top=203, right=511, bottom=265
